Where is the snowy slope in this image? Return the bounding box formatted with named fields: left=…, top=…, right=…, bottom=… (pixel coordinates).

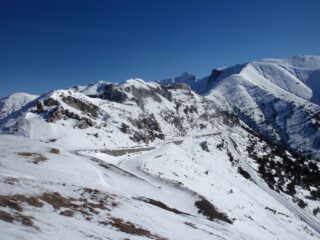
left=0, top=56, right=319, bottom=240
left=250, top=55, right=320, bottom=104
left=200, top=55, right=320, bottom=160
left=75, top=80, right=111, bottom=96
left=0, top=93, right=38, bottom=119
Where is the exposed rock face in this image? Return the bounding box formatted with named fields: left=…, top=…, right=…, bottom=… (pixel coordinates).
left=47, top=108, right=64, bottom=123
left=161, top=110, right=186, bottom=135
left=129, top=85, right=172, bottom=108
left=77, top=118, right=95, bottom=129
left=207, top=69, right=225, bottom=84
left=130, top=113, right=164, bottom=143
left=62, top=96, right=99, bottom=117
left=46, top=105, right=95, bottom=129
left=36, top=101, right=45, bottom=114
left=200, top=141, right=209, bottom=152
left=157, top=86, right=173, bottom=101
left=98, top=84, right=127, bottom=103
left=135, top=113, right=161, bottom=132
left=44, top=98, right=59, bottom=107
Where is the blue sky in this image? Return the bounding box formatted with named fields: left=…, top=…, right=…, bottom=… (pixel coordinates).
left=1, top=0, right=319, bottom=97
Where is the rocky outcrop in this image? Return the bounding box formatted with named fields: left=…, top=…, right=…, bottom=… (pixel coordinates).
left=98, top=84, right=127, bottom=103
left=130, top=86, right=172, bottom=108
left=129, top=114, right=164, bottom=143
left=47, top=108, right=64, bottom=123
left=47, top=107, right=95, bottom=129
left=44, top=98, right=59, bottom=107
left=161, top=110, right=186, bottom=135
left=134, top=113, right=161, bottom=132
left=62, top=96, right=99, bottom=117
left=77, top=118, right=95, bottom=129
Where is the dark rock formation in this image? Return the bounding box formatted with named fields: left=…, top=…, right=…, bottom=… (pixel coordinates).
left=200, top=141, right=209, bottom=152
left=44, top=98, right=59, bottom=107
left=62, top=96, right=99, bottom=117
left=98, top=84, right=127, bottom=103
left=48, top=108, right=64, bottom=123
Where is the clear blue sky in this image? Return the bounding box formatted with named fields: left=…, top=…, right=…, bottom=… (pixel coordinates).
left=1, top=0, right=319, bottom=97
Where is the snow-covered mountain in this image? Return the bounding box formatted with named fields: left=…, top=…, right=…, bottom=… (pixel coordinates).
left=0, top=56, right=319, bottom=240
left=0, top=93, right=38, bottom=119
left=191, top=55, right=320, bottom=160
left=159, top=72, right=197, bottom=88
left=70, top=80, right=112, bottom=97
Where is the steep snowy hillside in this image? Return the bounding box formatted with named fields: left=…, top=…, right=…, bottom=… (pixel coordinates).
left=71, top=81, right=111, bottom=97
left=0, top=93, right=38, bottom=119
left=0, top=56, right=319, bottom=240
left=200, top=55, right=320, bottom=160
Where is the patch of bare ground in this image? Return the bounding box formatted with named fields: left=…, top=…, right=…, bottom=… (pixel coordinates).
left=50, top=148, right=60, bottom=154
left=144, top=177, right=232, bottom=224
left=0, top=194, right=44, bottom=211
left=40, top=191, right=114, bottom=217
left=59, top=209, right=75, bottom=217
left=184, top=221, right=218, bottom=237
left=184, top=222, right=197, bottom=229
left=40, top=192, right=76, bottom=209
left=100, top=218, right=167, bottom=240
left=0, top=189, right=118, bottom=227
left=16, top=152, right=48, bottom=164
left=0, top=210, right=37, bottom=228
left=4, top=177, right=19, bottom=185
left=195, top=197, right=232, bottom=224
left=138, top=197, right=188, bottom=215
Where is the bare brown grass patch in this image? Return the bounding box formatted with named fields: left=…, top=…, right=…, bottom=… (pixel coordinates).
left=59, top=209, right=75, bottom=217
left=100, top=218, right=167, bottom=239
left=139, top=197, right=188, bottom=215
left=50, top=148, right=60, bottom=154
left=16, top=152, right=48, bottom=164
left=0, top=194, right=44, bottom=211
left=4, top=177, right=19, bottom=185
left=0, top=210, right=37, bottom=228
left=195, top=197, right=232, bottom=224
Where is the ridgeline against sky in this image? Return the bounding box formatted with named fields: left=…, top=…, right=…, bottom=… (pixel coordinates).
left=0, top=0, right=319, bottom=97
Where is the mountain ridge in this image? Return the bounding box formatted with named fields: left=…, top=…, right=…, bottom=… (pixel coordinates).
left=0, top=55, right=319, bottom=240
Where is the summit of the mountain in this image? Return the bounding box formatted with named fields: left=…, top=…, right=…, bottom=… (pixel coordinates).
left=0, top=92, right=38, bottom=119
left=196, top=56, right=320, bottom=160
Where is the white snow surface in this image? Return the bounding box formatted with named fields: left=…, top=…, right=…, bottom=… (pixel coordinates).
left=0, top=56, right=319, bottom=240
left=0, top=93, right=38, bottom=119
left=202, top=55, right=320, bottom=159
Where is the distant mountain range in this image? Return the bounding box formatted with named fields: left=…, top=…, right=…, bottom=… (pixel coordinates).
left=0, top=55, right=319, bottom=240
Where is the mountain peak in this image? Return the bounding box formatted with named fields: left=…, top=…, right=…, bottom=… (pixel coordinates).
left=159, top=72, right=197, bottom=88
left=0, top=92, right=38, bottom=119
